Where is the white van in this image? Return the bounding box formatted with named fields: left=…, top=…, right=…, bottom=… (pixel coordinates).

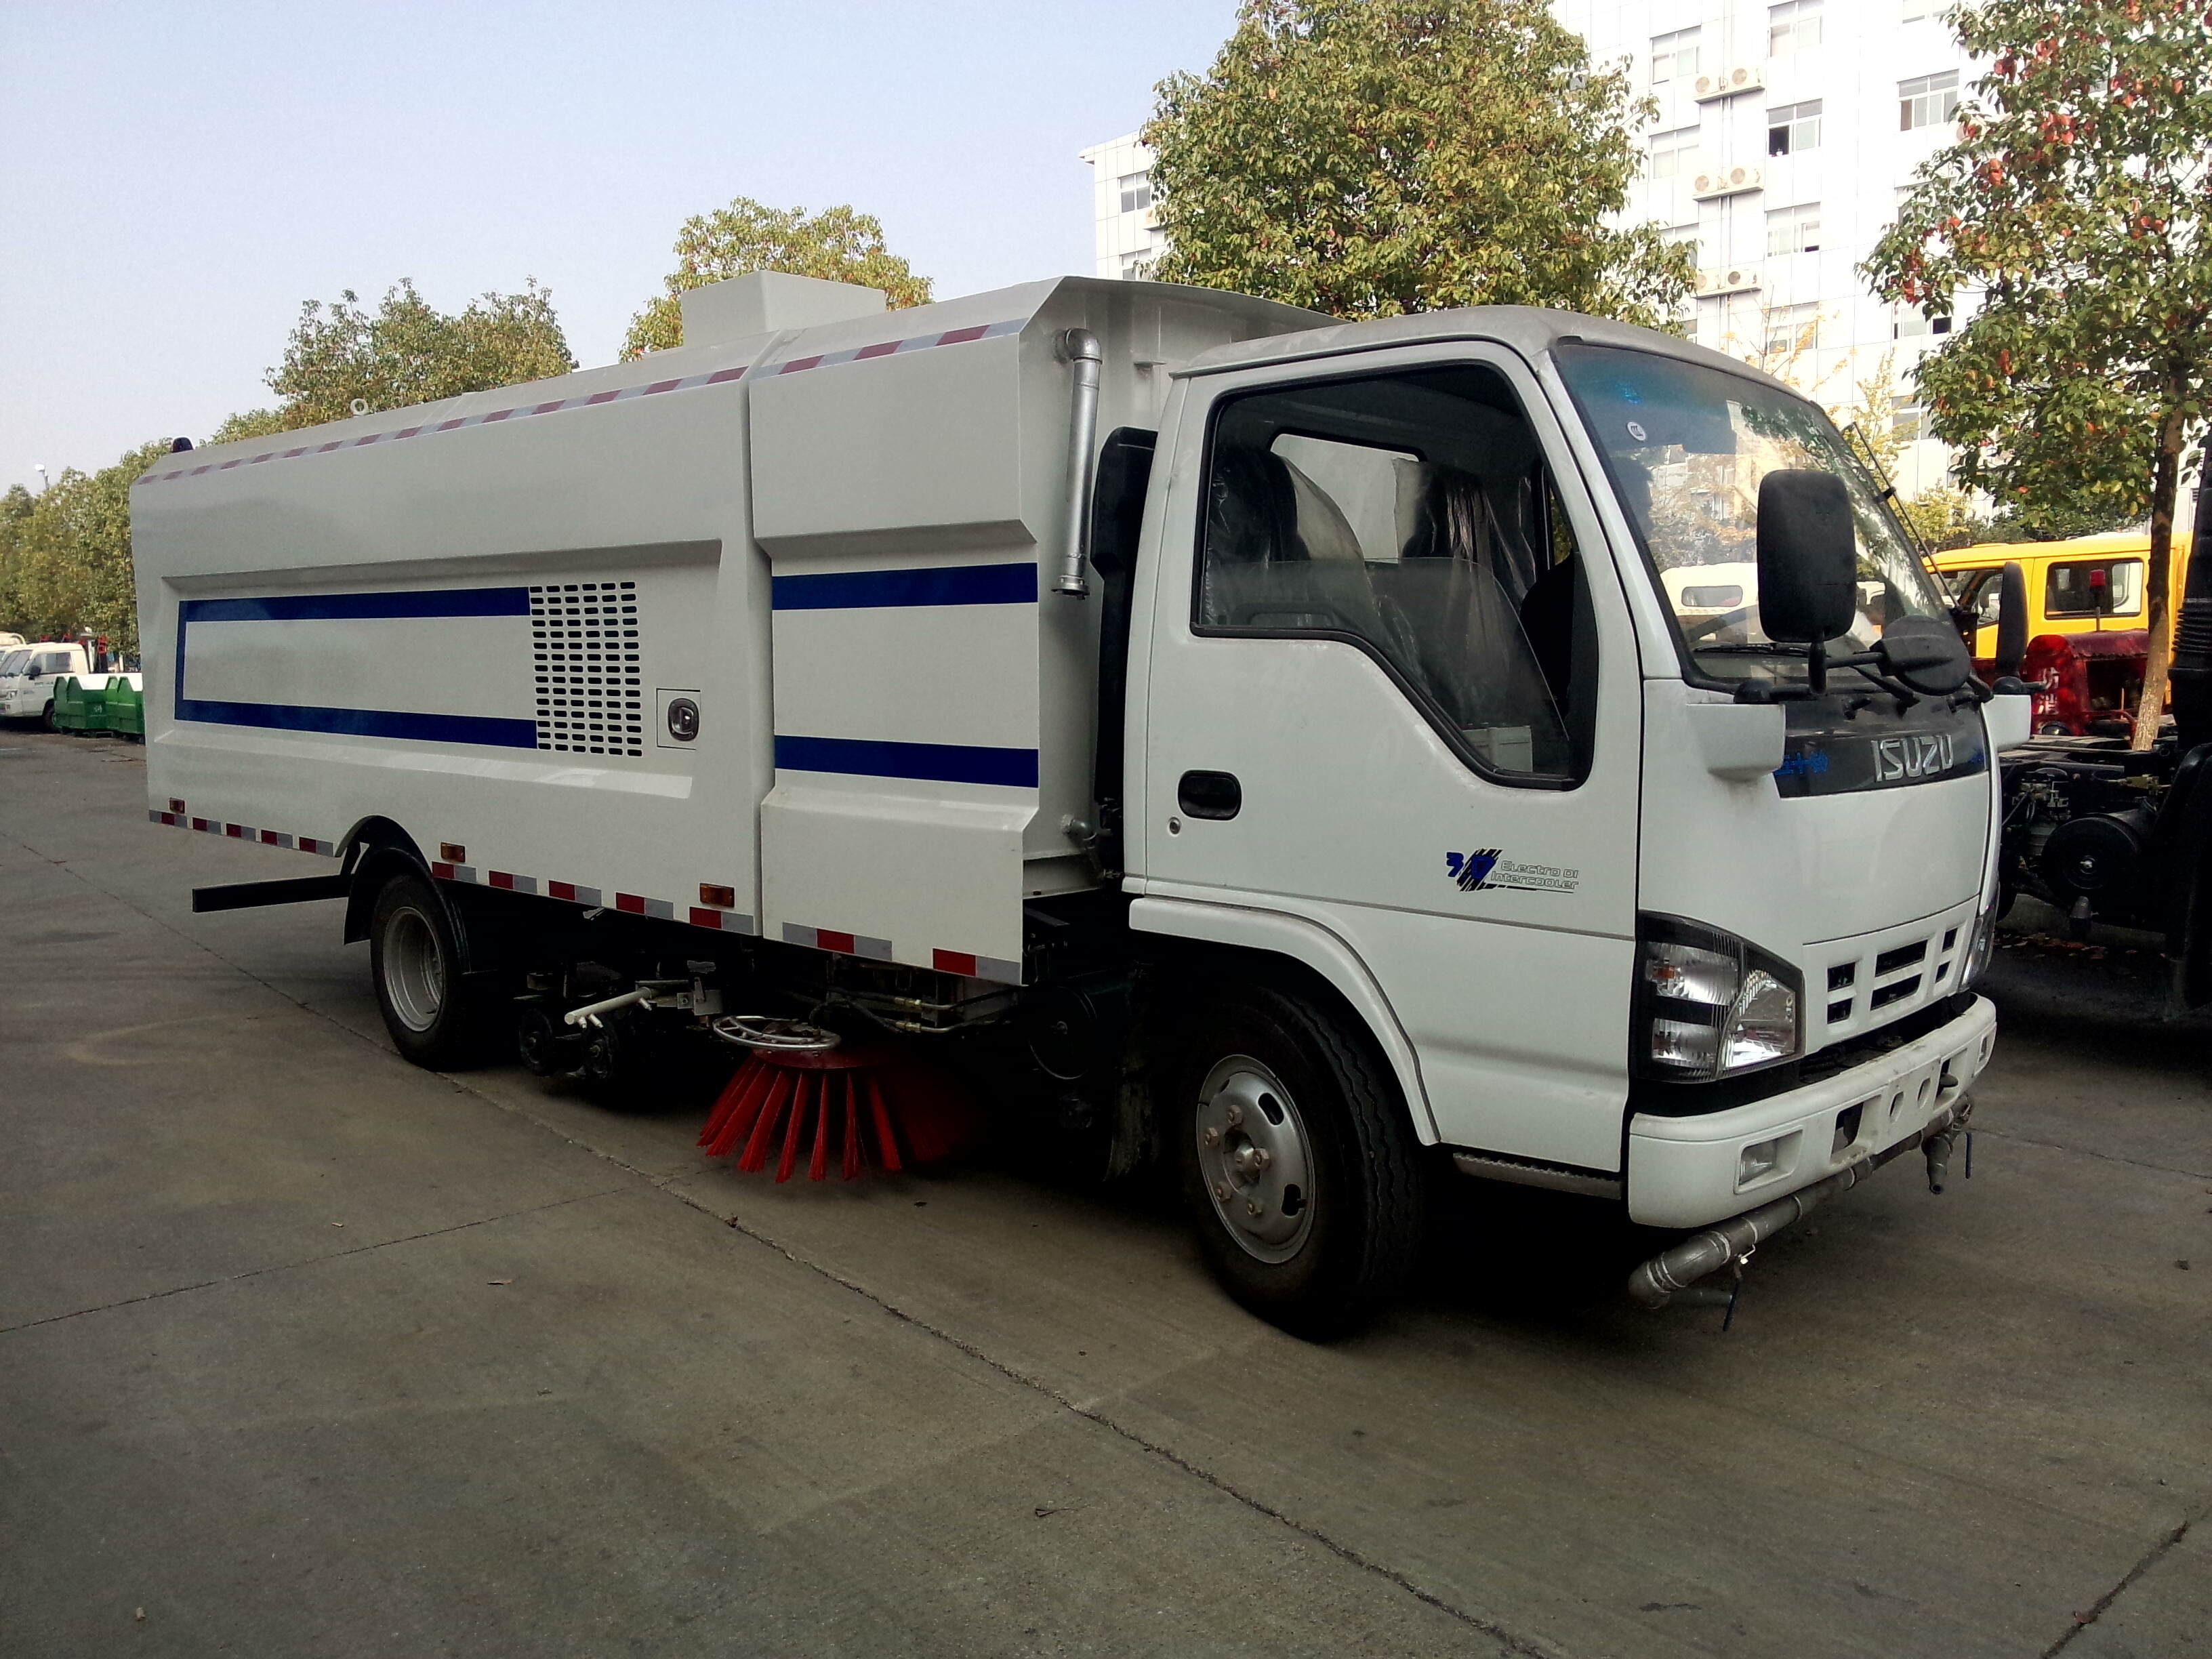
left=0, top=642, right=98, bottom=728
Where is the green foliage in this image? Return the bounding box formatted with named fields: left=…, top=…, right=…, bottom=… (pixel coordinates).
left=229, top=279, right=575, bottom=432
left=1142, top=0, right=1695, bottom=324
left=1864, top=0, right=2212, bottom=737
left=622, top=198, right=933, bottom=359
left=0, top=441, right=167, bottom=655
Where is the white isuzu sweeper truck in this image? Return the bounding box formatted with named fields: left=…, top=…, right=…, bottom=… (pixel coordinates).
left=132, top=271, right=2032, bottom=1333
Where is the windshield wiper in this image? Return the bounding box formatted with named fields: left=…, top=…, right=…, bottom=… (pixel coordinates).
left=1693, top=642, right=1808, bottom=656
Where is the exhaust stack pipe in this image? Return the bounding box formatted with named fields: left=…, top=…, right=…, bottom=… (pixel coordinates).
left=1054, top=329, right=1103, bottom=598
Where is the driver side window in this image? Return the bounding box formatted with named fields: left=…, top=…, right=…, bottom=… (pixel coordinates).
left=1195, top=364, right=1596, bottom=783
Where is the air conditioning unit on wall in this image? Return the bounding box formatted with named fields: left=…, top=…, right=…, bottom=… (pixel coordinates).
left=1694, top=64, right=1765, bottom=100
left=1692, top=165, right=1765, bottom=199
left=1694, top=267, right=1763, bottom=298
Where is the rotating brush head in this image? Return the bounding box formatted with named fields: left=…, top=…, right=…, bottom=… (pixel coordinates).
left=699, top=1025, right=979, bottom=1181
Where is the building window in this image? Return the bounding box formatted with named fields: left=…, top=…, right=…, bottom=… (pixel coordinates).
left=1652, top=27, right=1700, bottom=85
left=1900, top=71, right=1961, bottom=130
left=1893, top=309, right=1954, bottom=339
left=1118, top=173, right=1152, bottom=215
left=1767, top=100, right=1823, bottom=155
left=1769, top=0, right=1823, bottom=55
left=1891, top=397, right=1934, bottom=442
left=1649, top=126, right=1700, bottom=180
left=1662, top=222, right=1701, bottom=264
left=1765, top=303, right=1820, bottom=360
left=1766, top=203, right=1822, bottom=255
left=1120, top=253, right=1155, bottom=281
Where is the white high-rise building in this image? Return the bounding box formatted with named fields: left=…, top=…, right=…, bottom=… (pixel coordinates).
left=1083, top=2, right=1977, bottom=492
left=1078, top=132, right=1166, bottom=281
left=1553, top=0, right=1981, bottom=491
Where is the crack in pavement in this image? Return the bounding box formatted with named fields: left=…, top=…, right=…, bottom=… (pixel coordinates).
left=0, top=1187, right=635, bottom=1336
left=1972, top=1124, right=2210, bottom=1181
left=2040, top=1516, right=2196, bottom=1657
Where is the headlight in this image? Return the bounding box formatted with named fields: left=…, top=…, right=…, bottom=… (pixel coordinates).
left=1635, top=915, right=1803, bottom=1081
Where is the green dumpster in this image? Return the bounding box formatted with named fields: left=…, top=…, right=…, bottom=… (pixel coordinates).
left=50, top=676, right=108, bottom=735
left=98, top=676, right=144, bottom=740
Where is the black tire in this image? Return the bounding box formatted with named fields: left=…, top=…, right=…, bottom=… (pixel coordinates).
left=40, top=701, right=56, bottom=733
left=368, top=869, right=489, bottom=1069
left=1171, top=983, right=1426, bottom=1338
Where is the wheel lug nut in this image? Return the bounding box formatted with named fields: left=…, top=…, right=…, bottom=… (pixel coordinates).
left=1224, top=1103, right=1245, bottom=1127
left=1213, top=1181, right=1231, bottom=1202
left=1201, top=1127, right=1221, bottom=1148
left=1245, top=1200, right=1265, bottom=1218
left=1250, top=1148, right=1271, bottom=1171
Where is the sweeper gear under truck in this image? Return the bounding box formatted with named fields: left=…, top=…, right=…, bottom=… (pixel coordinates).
left=132, top=271, right=2030, bottom=1334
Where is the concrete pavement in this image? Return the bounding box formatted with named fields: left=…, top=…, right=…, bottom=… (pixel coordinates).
left=2, top=729, right=2206, bottom=1657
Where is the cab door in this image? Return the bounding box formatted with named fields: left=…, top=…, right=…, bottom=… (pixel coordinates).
left=1133, top=344, right=1643, bottom=1172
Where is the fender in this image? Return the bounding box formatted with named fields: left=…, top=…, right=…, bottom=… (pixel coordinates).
left=1127, top=893, right=1438, bottom=1142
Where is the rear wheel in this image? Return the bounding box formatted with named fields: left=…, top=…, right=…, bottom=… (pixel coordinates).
left=1172, top=983, right=1426, bottom=1338
left=369, top=870, right=489, bottom=1068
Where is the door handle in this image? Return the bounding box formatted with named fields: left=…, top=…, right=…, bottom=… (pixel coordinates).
left=1176, top=770, right=1242, bottom=820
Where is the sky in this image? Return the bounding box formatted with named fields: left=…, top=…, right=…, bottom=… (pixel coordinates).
left=0, top=1, right=1240, bottom=495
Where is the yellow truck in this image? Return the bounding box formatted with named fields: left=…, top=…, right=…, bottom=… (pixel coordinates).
left=1935, top=529, right=2192, bottom=659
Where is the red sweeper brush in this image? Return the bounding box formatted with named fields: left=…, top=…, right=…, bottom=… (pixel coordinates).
left=699, top=1018, right=979, bottom=1181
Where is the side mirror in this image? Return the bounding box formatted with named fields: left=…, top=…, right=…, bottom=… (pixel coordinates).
left=1879, top=615, right=1973, bottom=695
left=1757, top=470, right=1858, bottom=644
left=1994, top=560, right=2028, bottom=677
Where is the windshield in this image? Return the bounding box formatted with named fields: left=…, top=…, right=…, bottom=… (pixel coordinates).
left=1554, top=342, right=1950, bottom=684
left=0, top=649, right=28, bottom=677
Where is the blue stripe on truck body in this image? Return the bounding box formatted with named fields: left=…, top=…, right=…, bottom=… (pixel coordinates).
left=771, top=563, right=1036, bottom=611
left=174, top=586, right=537, bottom=750
left=774, top=734, right=1039, bottom=788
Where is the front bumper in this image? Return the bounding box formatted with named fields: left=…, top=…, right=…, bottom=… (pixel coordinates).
left=1626, top=994, right=1996, bottom=1229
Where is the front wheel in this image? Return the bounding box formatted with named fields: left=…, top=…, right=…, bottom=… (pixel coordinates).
left=1172, top=983, right=1426, bottom=1338
left=369, top=870, right=489, bottom=1069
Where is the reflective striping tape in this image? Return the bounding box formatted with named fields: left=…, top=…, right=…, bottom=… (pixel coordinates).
left=760, top=316, right=1023, bottom=377
left=781, top=923, right=893, bottom=961
left=931, top=948, right=1023, bottom=983
left=153, top=806, right=339, bottom=856
left=687, top=906, right=758, bottom=935
left=137, top=363, right=754, bottom=487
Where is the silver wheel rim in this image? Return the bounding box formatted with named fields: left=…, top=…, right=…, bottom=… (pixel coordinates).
left=1195, top=1054, right=1315, bottom=1264
left=383, top=906, right=445, bottom=1033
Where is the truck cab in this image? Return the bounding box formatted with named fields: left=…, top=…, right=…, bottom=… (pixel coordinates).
left=1125, top=309, right=2009, bottom=1275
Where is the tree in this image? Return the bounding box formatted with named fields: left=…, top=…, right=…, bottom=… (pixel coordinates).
left=217, top=279, right=575, bottom=437
left=1864, top=0, right=2212, bottom=747
left=621, top=198, right=933, bottom=358
left=0, top=441, right=167, bottom=655
left=1141, top=0, right=1695, bottom=325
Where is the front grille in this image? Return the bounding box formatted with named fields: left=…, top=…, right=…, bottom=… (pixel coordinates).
left=1872, top=974, right=1923, bottom=1010
left=1875, top=940, right=1929, bottom=976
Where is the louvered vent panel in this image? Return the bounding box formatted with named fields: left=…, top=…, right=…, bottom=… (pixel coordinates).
left=531, top=581, right=644, bottom=758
